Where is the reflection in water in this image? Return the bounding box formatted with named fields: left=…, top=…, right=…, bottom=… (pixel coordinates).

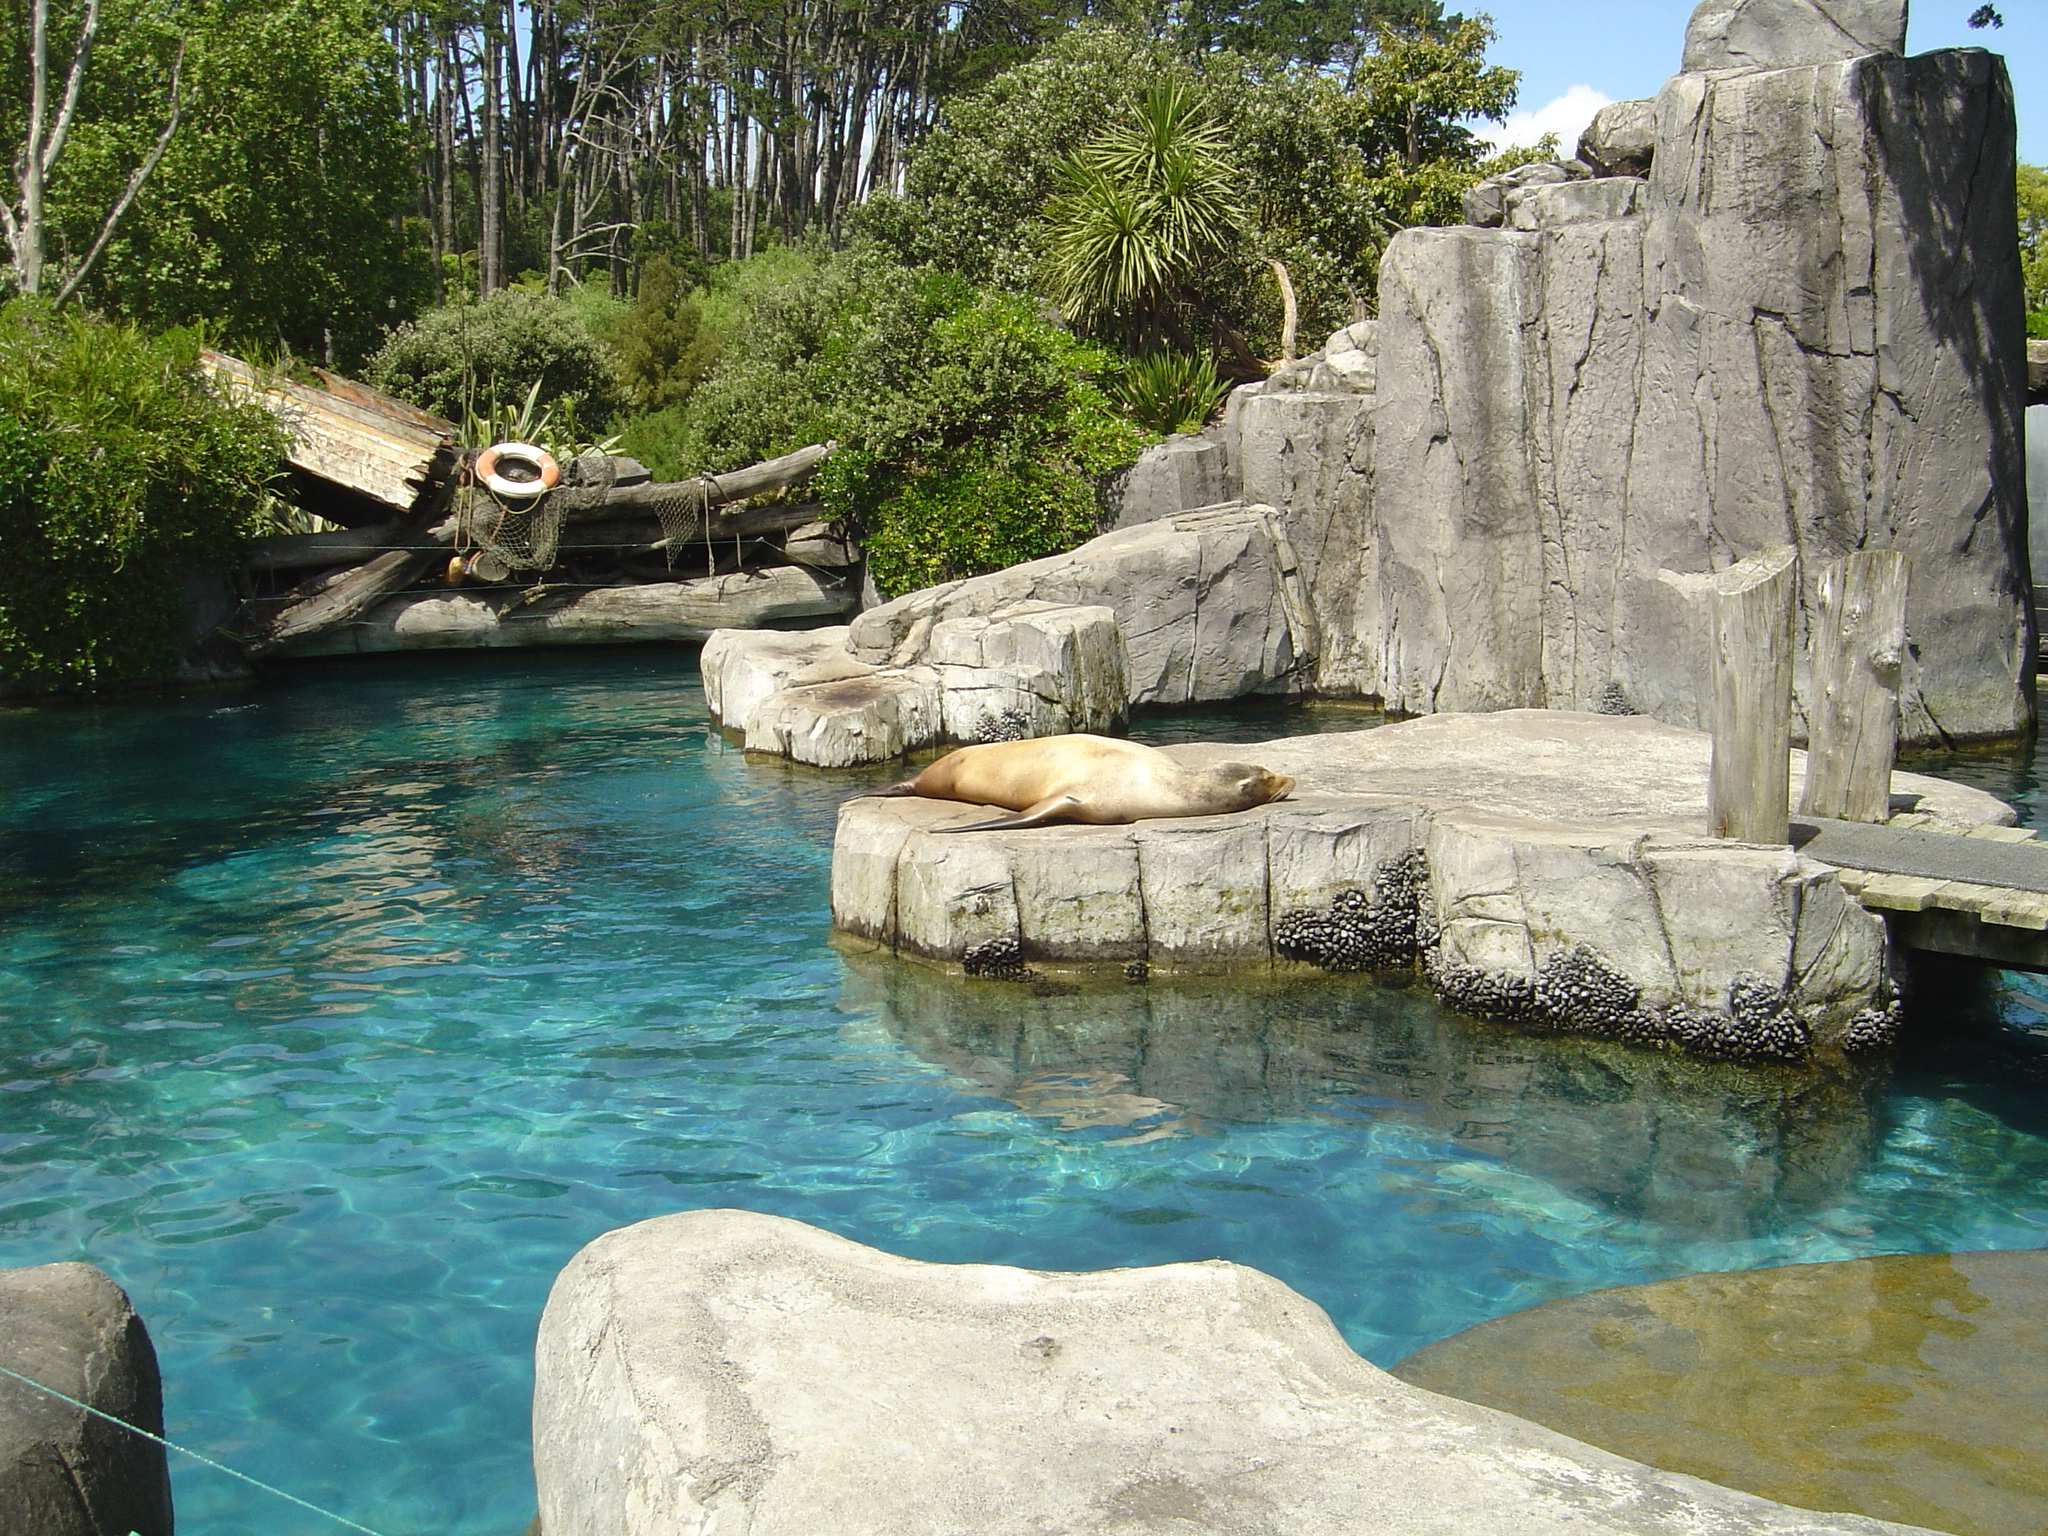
left=1395, top=1249, right=2048, bottom=1536
left=841, top=954, right=1889, bottom=1245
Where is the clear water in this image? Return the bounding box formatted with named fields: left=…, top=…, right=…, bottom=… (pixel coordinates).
left=1, top=652, right=2044, bottom=1536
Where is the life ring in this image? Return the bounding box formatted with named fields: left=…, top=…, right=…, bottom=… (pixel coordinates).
left=475, top=441, right=560, bottom=499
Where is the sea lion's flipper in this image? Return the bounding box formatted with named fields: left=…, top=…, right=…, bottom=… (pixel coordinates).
left=932, top=794, right=1083, bottom=833
left=846, top=778, right=922, bottom=801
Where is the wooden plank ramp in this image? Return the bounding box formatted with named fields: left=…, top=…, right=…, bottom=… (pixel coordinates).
left=1793, top=816, right=2048, bottom=970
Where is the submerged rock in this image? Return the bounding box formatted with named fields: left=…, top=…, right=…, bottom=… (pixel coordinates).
left=1396, top=1249, right=2048, bottom=1536
left=0, top=1262, right=172, bottom=1536
left=532, top=1208, right=1939, bottom=1536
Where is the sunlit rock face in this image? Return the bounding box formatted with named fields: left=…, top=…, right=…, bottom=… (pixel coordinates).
left=1244, top=4, right=2030, bottom=745
left=702, top=506, right=1316, bottom=765
left=1395, top=1248, right=2048, bottom=1536
left=532, top=1208, right=1940, bottom=1536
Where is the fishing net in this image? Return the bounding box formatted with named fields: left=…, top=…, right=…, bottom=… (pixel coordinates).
left=456, top=456, right=715, bottom=574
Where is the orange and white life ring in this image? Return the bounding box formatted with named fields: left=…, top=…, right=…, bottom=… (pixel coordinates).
left=475, top=441, right=561, bottom=499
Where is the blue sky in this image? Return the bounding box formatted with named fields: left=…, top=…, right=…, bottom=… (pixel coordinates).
left=1475, top=0, right=2048, bottom=164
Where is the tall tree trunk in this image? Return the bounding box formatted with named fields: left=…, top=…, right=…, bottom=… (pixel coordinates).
left=481, top=16, right=504, bottom=292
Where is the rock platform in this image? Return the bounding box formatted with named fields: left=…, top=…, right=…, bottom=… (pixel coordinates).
left=1395, top=1250, right=2048, bottom=1536
left=531, top=1208, right=1939, bottom=1536
left=831, top=710, right=2013, bottom=1061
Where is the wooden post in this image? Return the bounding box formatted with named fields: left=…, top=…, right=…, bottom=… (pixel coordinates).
left=1799, top=551, right=1909, bottom=823
left=1708, top=545, right=1799, bottom=843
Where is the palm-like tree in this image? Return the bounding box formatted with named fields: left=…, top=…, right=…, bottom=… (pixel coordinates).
left=1045, top=83, right=1246, bottom=348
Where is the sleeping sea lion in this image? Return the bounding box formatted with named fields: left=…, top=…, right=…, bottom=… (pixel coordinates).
left=855, top=734, right=1295, bottom=832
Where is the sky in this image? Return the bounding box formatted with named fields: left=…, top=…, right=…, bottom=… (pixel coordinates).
left=1474, top=0, right=2048, bottom=165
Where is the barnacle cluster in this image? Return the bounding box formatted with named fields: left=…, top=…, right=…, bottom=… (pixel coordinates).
left=1274, top=849, right=1431, bottom=971
left=1425, top=946, right=1825, bottom=1063
left=1654, top=974, right=1812, bottom=1063
left=961, top=935, right=1033, bottom=980
left=1839, top=998, right=1902, bottom=1053
left=974, top=708, right=1034, bottom=744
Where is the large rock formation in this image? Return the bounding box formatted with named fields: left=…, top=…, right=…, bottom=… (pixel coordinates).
left=703, top=505, right=1316, bottom=765
left=1329, top=1, right=2031, bottom=742
left=706, top=0, right=2029, bottom=758
left=532, top=1208, right=1942, bottom=1536
left=0, top=1263, right=173, bottom=1536
left=832, top=711, right=2014, bottom=1060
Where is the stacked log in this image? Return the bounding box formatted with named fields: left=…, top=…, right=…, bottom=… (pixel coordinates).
left=212, top=353, right=862, bottom=659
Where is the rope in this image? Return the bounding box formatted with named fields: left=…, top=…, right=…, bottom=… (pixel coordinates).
left=0, top=1360, right=393, bottom=1536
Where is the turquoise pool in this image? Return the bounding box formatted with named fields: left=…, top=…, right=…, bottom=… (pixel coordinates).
left=2, top=652, right=2044, bottom=1535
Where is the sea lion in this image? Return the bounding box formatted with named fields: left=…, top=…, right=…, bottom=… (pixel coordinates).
left=856, top=734, right=1295, bottom=832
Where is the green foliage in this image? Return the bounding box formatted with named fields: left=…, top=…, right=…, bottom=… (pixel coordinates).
left=608, top=256, right=722, bottom=412
left=1179, top=0, right=1446, bottom=71
left=1045, top=84, right=1246, bottom=343
left=616, top=244, right=1147, bottom=597
left=0, top=300, right=283, bottom=688
left=850, top=26, right=1182, bottom=291
left=2019, top=163, right=2048, bottom=318
left=863, top=17, right=1520, bottom=358
left=365, top=288, right=623, bottom=427
left=1107, top=349, right=1227, bottom=435
left=44, top=0, right=432, bottom=368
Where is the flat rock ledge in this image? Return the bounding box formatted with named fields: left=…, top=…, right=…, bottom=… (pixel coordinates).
left=832, top=711, right=2013, bottom=1061
left=702, top=503, right=1315, bottom=767
left=531, top=1208, right=1940, bottom=1536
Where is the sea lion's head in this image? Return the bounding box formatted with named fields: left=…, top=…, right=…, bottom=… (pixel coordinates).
left=1204, top=762, right=1295, bottom=811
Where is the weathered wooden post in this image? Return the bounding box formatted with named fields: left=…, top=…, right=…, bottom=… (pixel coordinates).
left=1708, top=545, right=1799, bottom=843
left=1799, top=550, right=1909, bottom=823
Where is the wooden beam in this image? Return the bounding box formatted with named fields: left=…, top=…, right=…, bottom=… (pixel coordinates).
left=268, top=567, right=855, bottom=657
left=202, top=350, right=454, bottom=518
left=1799, top=551, right=1908, bottom=823
left=1707, top=545, right=1798, bottom=843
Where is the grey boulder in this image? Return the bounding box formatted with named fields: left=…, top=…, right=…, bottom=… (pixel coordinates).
left=1681, top=0, right=1905, bottom=70
left=1577, top=98, right=1658, bottom=176
left=531, top=1208, right=1942, bottom=1536
left=0, top=1262, right=172, bottom=1536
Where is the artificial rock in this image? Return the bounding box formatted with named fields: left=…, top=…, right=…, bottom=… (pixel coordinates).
left=1354, top=33, right=2030, bottom=744
left=531, top=1208, right=1942, bottom=1536
left=831, top=711, right=2012, bottom=1059
left=1577, top=98, right=1659, bottom=176
left=704, top=506, right=1316, bottom=764
left=0, top=1263, right=172, bottom=1536
left=1681, top=0, right=1905, bottom=71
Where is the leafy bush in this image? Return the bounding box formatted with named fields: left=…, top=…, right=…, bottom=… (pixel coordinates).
left=1108, top=350, right=1228, bottom=435
left=616, top=244, right=1148, bottom=597
left=0, top=301, right=284, bottom=689
left=608, top=256, right=723, bottom=412
left=858, top=20, right=1522, bottom=355
left=364, top=287, right=622, bottom=425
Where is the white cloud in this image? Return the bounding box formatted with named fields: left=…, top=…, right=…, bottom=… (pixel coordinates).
left=1481, top=84, right=1613, bottom=156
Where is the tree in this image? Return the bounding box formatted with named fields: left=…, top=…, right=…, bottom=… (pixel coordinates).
left=2018, top=162, right=2048, bottom=329
left=1044, top=83, right=1246, bottom=348
left=1, top=0, right=183, bottom=303
left=53, top=0, right=431, bottom=367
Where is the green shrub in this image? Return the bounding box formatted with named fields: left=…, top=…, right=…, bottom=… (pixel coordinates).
left=608, top=256, right=723, bottom=412
left=0, top=302, right=285, bottom=689
left=617, top=244, right=1148, bottom=597
left=1108, top=350, right=1228, bottom=435
left=364, top=287, right=622, bottom=424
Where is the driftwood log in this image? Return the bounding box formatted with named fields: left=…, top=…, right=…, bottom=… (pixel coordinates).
left=1707, top=545, right=1799, bottom=844
left=1799, top=551, right=1909, bottom=824
left=240, top=445, right=835, bottom=657
left=270, top=567, right=852, bottom=657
